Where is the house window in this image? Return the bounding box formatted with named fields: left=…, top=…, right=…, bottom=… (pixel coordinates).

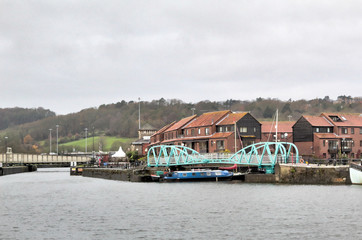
left=205, top=128, right=209, bottom=135
left=351, top=128, right=354, bottom=134
left=323, top=140, right=325, bottom=147
left=198, top=128, right=201, bottom=135
left=225, top=126, right=229, bottom=132
left=360, top=128, right=362, bottom=134
left=323, top=153, right=326, bottom=158
left=341, top=128, right=348, bottom=134
left=360, top=140, right=362, bottom=147
left=327, top=128, right=330, bottom=133
left=186, top=129, right=189, bottom=136
left=254, top=127, right=257, bottom=132
left=191, top=129, right=195, bottom=136
left=316, top=128, right=319, bottom=133
left=216, top=140, right=224, bottom=150
left=219, top=127, right=223, bottom=132
left=240, top=127, right=247, bottom=133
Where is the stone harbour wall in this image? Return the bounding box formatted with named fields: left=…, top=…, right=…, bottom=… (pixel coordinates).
left=0, top=165, right=37, bottom=176
left=275, top=164, right=351, bottom=184
left=82, top=168, right=153, bottom=182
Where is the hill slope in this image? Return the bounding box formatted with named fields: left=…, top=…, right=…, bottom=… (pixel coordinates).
left=0, top=96, right=361, bottom=154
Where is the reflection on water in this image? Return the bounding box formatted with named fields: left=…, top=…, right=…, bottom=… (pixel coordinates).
left=0, top=168, right=361, bottom=239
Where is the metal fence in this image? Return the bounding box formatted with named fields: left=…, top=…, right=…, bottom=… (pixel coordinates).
left=0, top=153, right=89, bottom=164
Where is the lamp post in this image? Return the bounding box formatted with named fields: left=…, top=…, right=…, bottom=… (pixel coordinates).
left=56, top=125, right=59, bottom=155
left=85, top=128, right=88, bottom=153
left=138, top=97, right=141, bottom=129
left=49, top=129, right=52, bottom=154
left=4, top=136, right=8, bottom=166
left=191, top=108, right=196, bottom=115
left=92, top=126, right=95, bottom=159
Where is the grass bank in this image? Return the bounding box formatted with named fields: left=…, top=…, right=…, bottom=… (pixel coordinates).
left=58, top=136, right=137, bottom=152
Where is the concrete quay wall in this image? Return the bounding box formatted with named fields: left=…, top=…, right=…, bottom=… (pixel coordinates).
left=275, top=164, right=351, bottom=184
left=0, top=165, right=37, bottom=176
left=82, top=168, right=153, bottom=182
left=80, top=165, right=351, bottom=184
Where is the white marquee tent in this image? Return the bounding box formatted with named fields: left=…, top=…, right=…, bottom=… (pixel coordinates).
left=112, top=146, right=126, bottom=158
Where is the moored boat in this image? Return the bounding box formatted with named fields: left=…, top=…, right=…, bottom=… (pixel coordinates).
left=349, top=162, right=362, bottom=185
left=161, top=169, right=233, bottom=182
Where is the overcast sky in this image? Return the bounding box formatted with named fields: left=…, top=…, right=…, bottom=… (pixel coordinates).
left=1, top=0, right=361, bottom=115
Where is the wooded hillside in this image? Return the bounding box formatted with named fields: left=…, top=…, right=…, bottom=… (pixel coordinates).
left=0, top=96, right=360, bottom=153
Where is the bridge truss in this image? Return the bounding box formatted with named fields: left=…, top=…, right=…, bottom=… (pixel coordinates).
left=147, top=142, right=299, bottom=173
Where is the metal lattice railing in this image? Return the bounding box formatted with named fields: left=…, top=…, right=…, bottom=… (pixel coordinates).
left=147, top=142, right=299, bottom=169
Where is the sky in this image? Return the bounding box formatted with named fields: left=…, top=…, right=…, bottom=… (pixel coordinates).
left=1, top=0, right=361, bottom=115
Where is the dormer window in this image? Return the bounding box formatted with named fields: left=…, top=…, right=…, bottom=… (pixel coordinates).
left=329, top=115, right=342, bottom=122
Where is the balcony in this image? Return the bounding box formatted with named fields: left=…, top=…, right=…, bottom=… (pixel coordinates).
left=341, top=146, right=352, bottom=152
left=328, top=148, right=338, bottom=154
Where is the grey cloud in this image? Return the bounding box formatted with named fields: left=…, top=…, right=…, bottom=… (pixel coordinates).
left=0, top=0, right=361, bottom=114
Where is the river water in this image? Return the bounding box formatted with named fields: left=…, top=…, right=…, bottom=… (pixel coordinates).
left=0, top=168, right=361, bottom=240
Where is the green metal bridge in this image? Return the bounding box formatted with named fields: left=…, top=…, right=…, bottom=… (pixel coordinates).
left=147, top=142, right=299, bottom=173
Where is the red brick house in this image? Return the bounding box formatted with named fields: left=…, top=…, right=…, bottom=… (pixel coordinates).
left=293, top=113, right=362, bottom=159
left=261, top=121, right=294, bottom=143
left=150, top=121, right=176, bottom=146
left=162, top=115, right=197, bottom=145
left=149, top=110, right=261, bottom=153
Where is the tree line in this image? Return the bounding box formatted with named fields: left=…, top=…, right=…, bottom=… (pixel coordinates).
left=0, top=96, right=360, bottom=153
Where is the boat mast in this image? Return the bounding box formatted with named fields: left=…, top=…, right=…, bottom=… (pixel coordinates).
left=234, top=120, right=237, bottom=153
left=275, top=109, right=278, bottom=143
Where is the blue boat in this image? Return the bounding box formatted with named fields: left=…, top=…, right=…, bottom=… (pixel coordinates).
left=161, top=169, right=233, bottom=182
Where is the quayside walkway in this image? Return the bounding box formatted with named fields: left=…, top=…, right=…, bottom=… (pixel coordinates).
left=147, top=142, right=299, bottom=173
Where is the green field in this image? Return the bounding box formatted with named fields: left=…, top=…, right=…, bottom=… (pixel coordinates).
left=58, top=136, right=137, bottom=152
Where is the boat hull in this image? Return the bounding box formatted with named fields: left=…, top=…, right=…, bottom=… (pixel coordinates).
left=162, top=170, right=233, bottom=182
left=350, top=167, right=362, bottom=185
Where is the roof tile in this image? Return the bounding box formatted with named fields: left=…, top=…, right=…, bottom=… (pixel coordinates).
left=165, top=115, right=197, bottom=132
left=183, top=110, right=231, bottom=128
left=217, top=112, right=248, bottom=125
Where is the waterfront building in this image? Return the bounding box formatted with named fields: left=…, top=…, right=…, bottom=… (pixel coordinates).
left=293, top=113, right=362, bottom=159
left=131, top=123, right=157, bottom=156
left=149, top=110, right=261, bottom=153
left=150, top=121, right=176, bottom=146
left=261, top=121, right=294, bottom=143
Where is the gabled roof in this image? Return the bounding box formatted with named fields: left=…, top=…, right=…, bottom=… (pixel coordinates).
left=321, top=113, right=362, bottom=127
left=152, top=121, right=176, bottom=137
left=165, top=115, right=197, bottom=132
left=216, top=112, right=248, bottom=126
left=183, top=110, right=231, bottom=128
left=140, top=123, right=156, bottom=130
left=261, top=121, right=294, bottom=133
left=302, top=116, right=333, bottom=127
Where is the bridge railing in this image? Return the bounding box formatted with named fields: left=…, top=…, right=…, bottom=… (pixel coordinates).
left=0, top=153, right=89, bottom=164
left=147, top=142, right=299, bottom=168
